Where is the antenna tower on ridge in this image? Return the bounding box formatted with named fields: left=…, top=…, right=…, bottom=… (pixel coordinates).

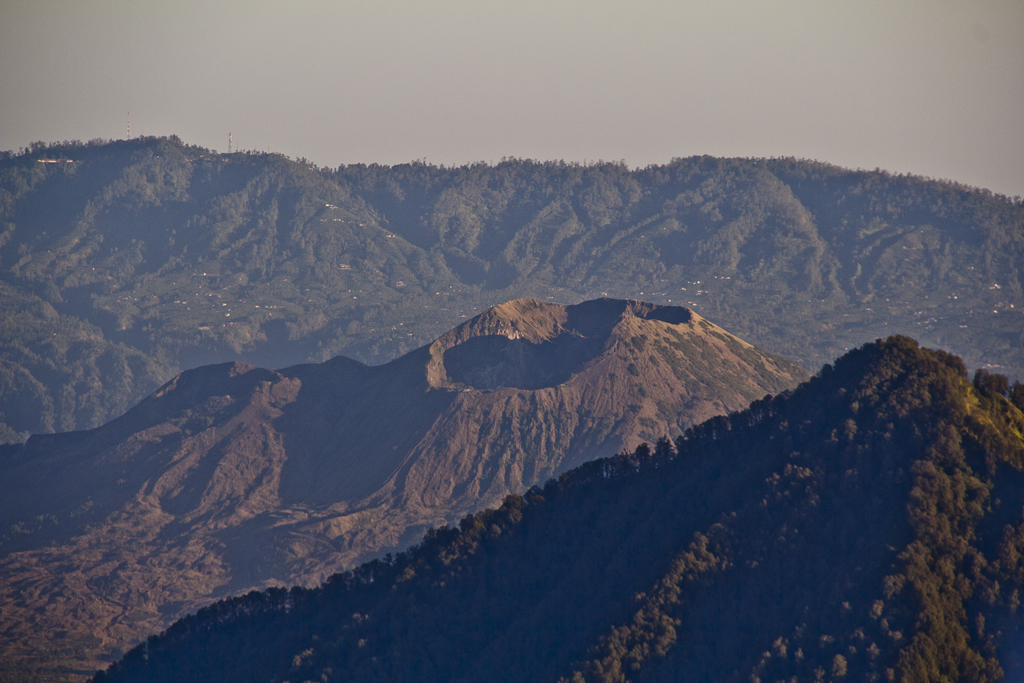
left=127, top=112, right=131, bottom=140
left=228, top=132, right=232, bottom=154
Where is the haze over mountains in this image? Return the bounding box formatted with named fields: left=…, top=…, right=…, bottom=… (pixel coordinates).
left=91, top=337, right=1024, bottom=683
left=0, top=297, right=807, bottom=679
left=1, top=137, right=1022, bottom=442
left=2, top=135, right=1023, bottom=682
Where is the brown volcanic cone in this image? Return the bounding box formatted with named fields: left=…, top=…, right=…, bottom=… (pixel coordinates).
left=0, top=298, right=808, bottom=679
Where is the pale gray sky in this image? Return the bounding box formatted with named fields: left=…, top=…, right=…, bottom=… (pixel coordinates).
left=2, top=1, right=1022, bottom=197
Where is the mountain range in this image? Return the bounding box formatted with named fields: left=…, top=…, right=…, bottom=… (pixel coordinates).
left=1, top=137, right=1022, bottom=442
left=0, top=298, right=807, bottom=680
left=91, top=336, right=1024, bottom=683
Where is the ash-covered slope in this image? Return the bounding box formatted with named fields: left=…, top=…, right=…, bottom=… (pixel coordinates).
left=94, top=337, right=1024, bottom=683
left=0, top=298, right=806, bottom=680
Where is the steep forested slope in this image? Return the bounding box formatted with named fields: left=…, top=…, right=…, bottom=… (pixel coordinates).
left=2, top=138, right=1022, bottom=441
left=92, top=337, right=1024, bottom=683
left=0, top=138, right=458, bottom=441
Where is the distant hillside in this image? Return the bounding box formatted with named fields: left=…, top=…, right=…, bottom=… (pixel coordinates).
left=1, top=137, right=1022, bottom=441
left=0, top=298, right=807, bottom=681
left=92, top=337, right=1024, bottom=683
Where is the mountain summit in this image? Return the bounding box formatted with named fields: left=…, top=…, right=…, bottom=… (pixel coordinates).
left=0, top=298, right=807, bottom=679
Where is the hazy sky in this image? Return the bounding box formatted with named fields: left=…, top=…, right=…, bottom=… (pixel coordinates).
left=2, top=1, right=1022, bottom=197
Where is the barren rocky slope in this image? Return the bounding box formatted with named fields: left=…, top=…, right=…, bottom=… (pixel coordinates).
left=0, top=298, right=808, bottom=680
left=94, top=337, right=1024, bottom=683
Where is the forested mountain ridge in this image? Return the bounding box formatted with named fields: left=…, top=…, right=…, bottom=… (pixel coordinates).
left=0, top=298, right=807, bottom=680
left=91, top=336, right=1024, bottom=683
left=2, top=137, right=1022, bottom=441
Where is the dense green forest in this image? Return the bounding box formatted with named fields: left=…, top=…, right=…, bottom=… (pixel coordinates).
left=91, top=337, right=1024, bottom=683
left=2, top=137, right=1022, bottom=442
